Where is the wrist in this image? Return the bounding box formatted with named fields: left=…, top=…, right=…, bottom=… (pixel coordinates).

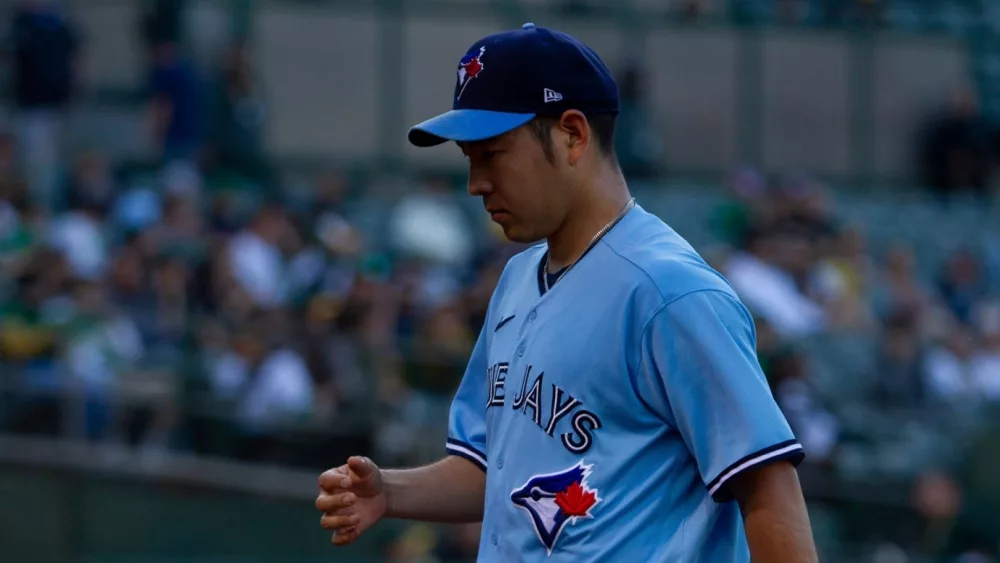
left=380, top=468, right=402, bottom=519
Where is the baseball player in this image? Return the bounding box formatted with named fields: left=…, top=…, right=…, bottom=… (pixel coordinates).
left=317, top=23, right=818, bottom=562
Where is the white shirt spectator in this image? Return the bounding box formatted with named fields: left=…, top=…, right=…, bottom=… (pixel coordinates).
left=925, top=345, right=979, bottom=401
left=388, top=192, right=473, bottom=268
left=724, top=252, right=826, bottom=338
left=239, top=349, right=315, bottom=425
left=48, top=211, right=107, bottom=280
left=969, top=351, right=1000, bottom=399
left=227, top=230, right=287, bottom=307
left=66, top=316, right=145, bottom=388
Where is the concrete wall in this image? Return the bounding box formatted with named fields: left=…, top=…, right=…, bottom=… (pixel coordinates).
left=2, top=1, right=971, bottom=180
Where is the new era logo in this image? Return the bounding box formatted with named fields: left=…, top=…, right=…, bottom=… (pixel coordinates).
left=544, top=88, right=563, bottom=103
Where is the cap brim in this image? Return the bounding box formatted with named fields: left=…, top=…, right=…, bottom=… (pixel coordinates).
left=407, top=109, right=536, bottom=147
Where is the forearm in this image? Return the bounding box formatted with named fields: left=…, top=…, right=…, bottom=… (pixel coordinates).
left=382, top=455, right=486, bottom=523
left=743, top=505, right=816, bottom=563
left=735, top=462, right=818, bottom=563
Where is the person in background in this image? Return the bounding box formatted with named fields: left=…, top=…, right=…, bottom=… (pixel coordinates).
left=146, top=31, right=205, bottom=163
left=208, top=40, right=271, bottom=188
left=9, top=0, right=81, bottom=210
left=917, top=84, right=994, bottom=204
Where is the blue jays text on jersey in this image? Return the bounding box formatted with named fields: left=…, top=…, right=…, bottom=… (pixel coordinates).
left=445, top=204, right=805, bottom=562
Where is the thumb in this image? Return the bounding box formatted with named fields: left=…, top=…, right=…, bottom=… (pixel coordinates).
left=347, top=456, right=376, bottom=481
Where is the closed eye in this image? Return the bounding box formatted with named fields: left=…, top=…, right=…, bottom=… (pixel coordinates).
left=482, top=150, right=502, bottom=161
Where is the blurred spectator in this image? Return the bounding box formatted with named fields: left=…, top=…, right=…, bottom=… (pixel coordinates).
left=770, top=174, right=839, bottom=246
left=872, top=242, right=936, bottom=329
left=206, top=313, right=316, bottom=462
left=938, top=249, right=989, bottom=326
left=388, top=177, right=473, bottom=269
left=146, top=33, right=205, bottom=162
left=65, top=150, right=117, bottom=215
left=710, top=165, right=770, bottom=248
left=810, top=226, right=877, bottom=331
left=378, top=296, right=474, bottom=465
left=770, top=347, right=840, bottom=463
left=207, top=40, right=271, bottom=187
left=917, top=85, right=994, bottom=203
left=871, top=311, right=927, bottom=409
left=614, top=63, right=664, bottom=179
left=146, top=193, right=204, bottom=258
left=0, top=175, right=36, bottom=280
left=226, top=204, right=290, bottom=308
left=723, top=225, right=827, bottom=338
left=969, top=301, right=1000, bottom=400
left=62, top=279, right=146, bottom=442
left=10, top=0, right=81, bottom=209
left=923, top=324, right=983, bottom=407
left=46, top=184, right=110, bottom=281
left=911, top=471, right=964, bottom=556
left=0, top=249, right=74, bottom=401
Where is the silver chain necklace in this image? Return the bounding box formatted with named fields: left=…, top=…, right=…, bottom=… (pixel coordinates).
left=543, top=197, right=636, bottom=292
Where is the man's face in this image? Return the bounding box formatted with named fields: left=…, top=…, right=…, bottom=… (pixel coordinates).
left=460, top=123, right=570, bottom=244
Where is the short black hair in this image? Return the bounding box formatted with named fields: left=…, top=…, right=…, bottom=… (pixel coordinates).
left=528, top=113, right=618, bottom=164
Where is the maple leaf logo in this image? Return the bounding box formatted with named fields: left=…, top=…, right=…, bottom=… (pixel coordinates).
left=456, top=46, right=486, bottom=101
left=555, top=481, right=597, bottom=518
left=464, top=56, right=483, bottom=78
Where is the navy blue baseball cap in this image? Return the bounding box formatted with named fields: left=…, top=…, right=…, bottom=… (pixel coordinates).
left=407, top=22, right=619, bottom=147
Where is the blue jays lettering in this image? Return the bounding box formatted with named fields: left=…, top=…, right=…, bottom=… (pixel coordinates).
left=487, top=363, right=603, bottom=454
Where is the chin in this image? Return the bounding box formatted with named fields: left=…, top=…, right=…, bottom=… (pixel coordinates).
left=501, top=226, right=543, bottom=245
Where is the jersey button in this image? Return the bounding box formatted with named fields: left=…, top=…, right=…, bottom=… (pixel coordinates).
left=492, top=532, right=499, bottom=545
left=517, top=344, right=526, bottom=357
left=497, top=456, right=504, bottom=469
left=528, top=310, right=537, bottom=322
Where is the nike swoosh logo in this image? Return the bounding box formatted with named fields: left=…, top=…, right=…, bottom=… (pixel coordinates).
left=495, top=315, right=516, bottom=332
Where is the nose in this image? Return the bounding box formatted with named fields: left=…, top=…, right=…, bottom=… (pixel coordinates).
left=467, top=166, right=493, bottom=197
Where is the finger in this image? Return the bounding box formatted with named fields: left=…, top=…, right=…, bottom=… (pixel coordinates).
left=318, top=467, right=352, bottom=492
left=315, top=492, right=356, bottom=513
left=347, top=456, right=375, bottom=481
left=322, top=506, right=355, bottom=517
left=333, top=528, right=360, bottom=546
left=320, top=512, right=361, bottom=531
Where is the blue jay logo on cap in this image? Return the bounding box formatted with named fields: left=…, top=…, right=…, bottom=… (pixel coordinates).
left=457, top=46, right=486, bottom=101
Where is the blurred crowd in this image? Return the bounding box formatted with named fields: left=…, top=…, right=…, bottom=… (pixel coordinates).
left=3, top=1, right=1000, bottom=562
left=0, top=0, right=519, bottom=475
left=708, top=166, right=1000, bottom=559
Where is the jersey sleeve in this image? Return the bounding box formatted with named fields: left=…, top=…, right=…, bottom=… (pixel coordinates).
left=637, top=289, right=804, bottom=502
left=445, top=322, right=489, bottom=472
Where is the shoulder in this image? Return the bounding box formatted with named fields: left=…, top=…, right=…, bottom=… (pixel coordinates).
left=603, top=205, right=741, bottom=307
left=492, top=242, right=546, bottom=295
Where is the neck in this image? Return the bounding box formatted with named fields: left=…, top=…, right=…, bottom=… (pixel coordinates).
left=546, top=171, right=631, bottom=272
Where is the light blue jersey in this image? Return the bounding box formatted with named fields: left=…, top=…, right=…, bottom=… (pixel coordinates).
left=446, top=204, right=804, bottom=562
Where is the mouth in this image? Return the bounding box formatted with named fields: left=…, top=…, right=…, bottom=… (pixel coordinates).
left=486, top=208, right=510, bottom=221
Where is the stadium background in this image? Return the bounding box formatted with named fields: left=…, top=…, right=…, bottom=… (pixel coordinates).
left=1, top=0, right=1000, bottom=561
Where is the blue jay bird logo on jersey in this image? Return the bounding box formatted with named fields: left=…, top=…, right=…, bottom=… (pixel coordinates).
left=510, top=461, right=601, bottom=554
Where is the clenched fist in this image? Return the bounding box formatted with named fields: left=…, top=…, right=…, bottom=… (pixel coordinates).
left=316, top=456, right=388, bottom=546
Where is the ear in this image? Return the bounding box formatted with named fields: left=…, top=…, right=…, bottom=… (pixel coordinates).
left=556, top=110, right=590, bottom=166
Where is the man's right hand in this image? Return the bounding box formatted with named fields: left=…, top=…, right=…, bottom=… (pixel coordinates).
left=316, top=456, right=388, bottom=546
